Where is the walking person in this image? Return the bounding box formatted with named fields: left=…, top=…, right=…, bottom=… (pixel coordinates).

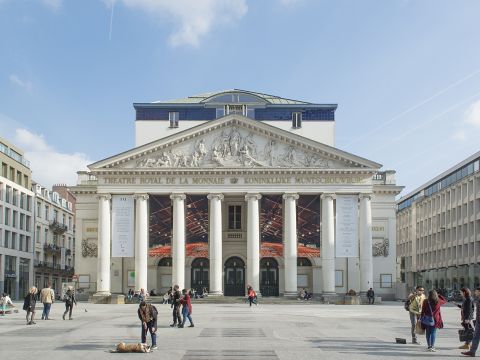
left=367, top=288, right=375, bottom=305
left=23, top=286, right=37, bottom=325
left=462, top=287, right=480, bottom=357
left=247, top=285, right=257, bottom=307
left=179, top=289, right=194, bottom=328
left=62, top=286, right=77, bottom=320
left=407, top=286, right=426, bottom=345
left=170, top=285, right=182, bottom=327
left=420, top=289, right=447, bottom=352
left=456, top=288, right=475, bottom=350
left=137, top=301, right=158, bottom=350
left=40, top=283, right=55, bottom=320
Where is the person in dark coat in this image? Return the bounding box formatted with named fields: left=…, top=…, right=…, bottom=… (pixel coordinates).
left=367, top=288, right=375, bottom=304
left=420, top=289, right=447, bottom=352
left=170, top=285, right=182, bottom=327
left=62, top=286, right=77, bottom=320
left=456, top=288, right=474, bottom=350
left=462, top=287, right=480, bottom=357
left=23, top=286, right=38, bottom=325
left=138, top=301, right=158, bottom=350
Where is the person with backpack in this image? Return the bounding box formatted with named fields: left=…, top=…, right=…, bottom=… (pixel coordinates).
left=40, top=283, right=55, bottom=320
left=137, top=301, right=158, bottom=350
left=455, top=288, right=475, bottom=350
left=406, top=286, right=426, bottom=345
left=62, top=286, right=77, bottom=320
left=170, top=285, right=182, bottom=327
left=420, top=289, right=447, bottom=352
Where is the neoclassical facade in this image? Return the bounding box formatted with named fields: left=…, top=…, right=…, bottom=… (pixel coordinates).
left=73, top=90, right=402, bottom=300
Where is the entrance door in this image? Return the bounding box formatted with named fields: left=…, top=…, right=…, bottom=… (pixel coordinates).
left=224, top=257, right=245, bottom=296
left=260, top=258, right=279, bottom=297
left=191, top=258, right=209, bottom=294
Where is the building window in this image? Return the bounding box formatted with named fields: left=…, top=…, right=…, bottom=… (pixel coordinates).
left=36, top=226, right=41, bottom=243
left=37, top=202, right=41, bottom=217
left=292, top=112, right=302, bottom=128
left=226, top=104, right=245, bottom=116
left=380, top=274, right=393, bottom=288
left=44, top=229, right=48, bottom=244
left=228, top=205, right=242, bottom=230
left=169, top=112, right=179, bottom=128
left=11, top=232, right=16, bottom=250
left=216, top=107, right=225, bottom=118
left=45, top=205, right=49, bottom=220
left=5, top=185, right=10, bottom=203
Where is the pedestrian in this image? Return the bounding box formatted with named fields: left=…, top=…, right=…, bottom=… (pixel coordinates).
left=456, top=288, right=475, bottom=350
left=162, top=291, right=169, bottom=304
left=127, top=289, right=133, bottom=302
left=139, top=288, right=147, bottom=302
left=137, top=301, right=158, bottom=350
left=23, top=286, right=37, bottom=325
left=40, top=283, right=55, bottom=320
left=1, top=293, right=14, bottom=316
left=407, top=285, right=426, bottom=345
left=170, top=285, right=182, bottom=327
left=247, top=285, right=257, bottom=307
left=420, top=289, right=447, bottom=352
left=461, top=287, right=480, bottom=357
left=367, top=288, right=375, bottom=305
left=62, top=286, right=77, bottom=320
left=179, top=289, right=194, bottom=328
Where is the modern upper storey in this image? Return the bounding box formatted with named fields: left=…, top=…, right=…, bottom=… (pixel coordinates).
left=134, top=89, right=337, bottom=147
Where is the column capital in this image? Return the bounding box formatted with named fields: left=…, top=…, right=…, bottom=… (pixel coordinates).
left=134, top=193, right=149, bottom=201
left=282, top=193, right=299, bottom=201
left=359, top=193, right=372, bottom=201
left=320, top=193, right=336, bottom=200
left=96, top=193, right=111, bottom=201
left=207, top=193, right=224, bottom=201
left=170, top=193, right=186, bottom=201
left=245, top=193, right=262, bottom=201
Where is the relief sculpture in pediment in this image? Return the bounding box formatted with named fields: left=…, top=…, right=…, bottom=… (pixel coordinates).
left=131, top=127, right=341, bottom=169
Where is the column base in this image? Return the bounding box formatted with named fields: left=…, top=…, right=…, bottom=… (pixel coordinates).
left=91, top=292, right=111, bottom=304
left=321, top=293, right=338, bottom=304
left=208, top=291, right=224, bottom=296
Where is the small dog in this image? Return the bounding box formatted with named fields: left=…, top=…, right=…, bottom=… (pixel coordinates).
left=110, top=342, right=151, bottom=353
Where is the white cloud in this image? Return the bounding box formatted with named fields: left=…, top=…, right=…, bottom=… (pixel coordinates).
left=13, top=128, right=92, bottom=188
left=465, top=100, right=480, bottom=128
left=452, top=129, right=467, bottom=142
left=9, top=74, right=32, bottom=91
left=42, top=0, right=62, bottom=11
left=115, top=0, right=248, bottom=47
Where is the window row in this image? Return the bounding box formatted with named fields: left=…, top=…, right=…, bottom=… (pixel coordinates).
left=1, top=230, right=31, bottom=252
left=0, top=184, right=32, bottom=211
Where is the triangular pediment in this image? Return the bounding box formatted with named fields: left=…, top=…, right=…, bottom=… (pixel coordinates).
left=89, top=115, right=381, bottom=171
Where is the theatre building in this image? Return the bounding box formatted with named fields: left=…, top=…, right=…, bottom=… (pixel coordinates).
left=72, top=90, right=402, bottom=300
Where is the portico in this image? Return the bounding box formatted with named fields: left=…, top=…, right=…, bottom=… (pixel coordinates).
left=73, top=113, right=401, bottom=301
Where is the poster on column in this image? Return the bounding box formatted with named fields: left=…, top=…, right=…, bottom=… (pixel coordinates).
left=111, top=195, right=135, bottom=257
left=335, top=195, right=358, bottom=258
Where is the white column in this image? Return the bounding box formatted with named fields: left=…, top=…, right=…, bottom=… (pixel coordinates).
left=171, top=193, right=186, bottom=290
left=359, top=194, right=373, bottom=294
left=245, top=193, right=262, bottom=294
left=321, top=193, right=335, bottom=294
left=283, top=193, right=299, bottom=296
left=134, top=193, right=149, bottom=292
left=96, top=194, right=111, bottom=295
left=208, top=193, right=224, bottom=296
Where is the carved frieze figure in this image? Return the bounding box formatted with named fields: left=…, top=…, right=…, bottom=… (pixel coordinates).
left=197, top=139, right=207, bottom=159
left=284, top=146, right=296, bottom=164
left=239, top=145, right=263, bottom=167
left=372, top=239, right=389, bottom=257
left=212, top=146, right=224, bottom=166
left=190, top=151, right=200, bottom=167
left=264, top=140, right=275, bottom=166
left=82, top=239, right=98, bottom=258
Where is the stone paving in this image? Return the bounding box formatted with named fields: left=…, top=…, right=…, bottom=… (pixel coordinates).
left=0, top=300, right=470, bottom=359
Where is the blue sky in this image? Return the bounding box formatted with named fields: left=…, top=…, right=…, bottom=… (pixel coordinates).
left=0, top=0, right=479, bottom=196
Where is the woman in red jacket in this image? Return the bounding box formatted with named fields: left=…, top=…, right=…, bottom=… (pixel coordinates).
left=421, top=289, right=447, bottom=352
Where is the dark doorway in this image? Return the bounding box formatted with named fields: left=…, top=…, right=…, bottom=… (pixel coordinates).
left=224, top=257, right=245, bottom=296
left=260, top=257, right=279, bottom=297
left=191, top=257, right=209, bottom=294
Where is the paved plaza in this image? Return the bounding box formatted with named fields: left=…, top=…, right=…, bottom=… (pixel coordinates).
left=0, top=300, right=470, bottom=359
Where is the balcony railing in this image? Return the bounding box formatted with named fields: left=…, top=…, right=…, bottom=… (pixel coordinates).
left=43, top=243, right=61, bottom=253
left=34, top=260, right=74, bottom=274
left=49, top=220, right=68, bottom=234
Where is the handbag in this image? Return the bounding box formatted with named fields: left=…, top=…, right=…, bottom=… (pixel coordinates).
left=420, top=301, right=435, bottom=327
left=415, top=320, right=425, bottom=335
left=459, top=328, right=474, bottom=342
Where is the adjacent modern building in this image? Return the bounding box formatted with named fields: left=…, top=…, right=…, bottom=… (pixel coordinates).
left=397, top=151, right=480, bottom=292
left=0, top=137, right=34, bottom=299
left=33, top=183, right=76, bottom=296
left=73, top=89, right=402, bottom=301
